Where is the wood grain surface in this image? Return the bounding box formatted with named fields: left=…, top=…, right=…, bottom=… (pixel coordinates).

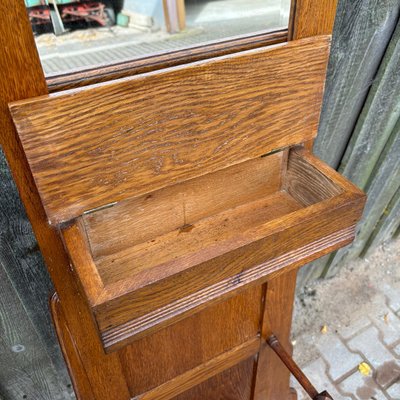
left=285, top=148, right=343, bottom=206
left=46, top=29, right=288, bottom=92
left=10, top=36, right=330, bottom=224
left=291, top=0, right=338, bottom=40
left=253, top=270, right=298, bottom=399
left=118, top=287, right=262, bottom=397
left=60, top=149, right=365, bottom=351
left=94, top=191, right=301, bottom=287
left=0, top=3, right=131, bottom=398
left=172, top=357, right=256, bottom=400
left=135, top=339, right=259, bottom=400
left=84, top=153, right=283, bottom=260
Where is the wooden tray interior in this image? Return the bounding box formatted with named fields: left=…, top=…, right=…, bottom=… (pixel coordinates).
left=82, top=148, right=344, bottom=291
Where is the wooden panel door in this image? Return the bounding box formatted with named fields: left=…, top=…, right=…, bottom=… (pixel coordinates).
left=0, top=1, right=339, bottom=399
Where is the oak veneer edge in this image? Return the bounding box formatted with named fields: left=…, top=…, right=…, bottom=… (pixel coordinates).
left=101, top=224, right=356, bottom=352
left=60, top=218, right=105, bottom=304
left=93, top=188, right=363, bottom=305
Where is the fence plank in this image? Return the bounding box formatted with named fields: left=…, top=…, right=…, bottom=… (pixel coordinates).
left=302, top=14, right=400, bottom=283
left=314, top=0, right=400, bottom=169
left=325, top=18, right=400, bottom=270
left=298, top=1, right=400, bottom=285
left=327, top=125, right=400, bottom=275
left=363, top=186, right=400, bottom=254
left=339, top=20, right=400, bottom=188
left=0, top=260, right=71, bottom=399
left=296, top=254, right=331, bottom=289
left=0, top=150, right=72, bottom=396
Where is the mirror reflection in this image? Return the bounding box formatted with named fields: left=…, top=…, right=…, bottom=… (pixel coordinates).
left=26, top=0, right=291, bottom=76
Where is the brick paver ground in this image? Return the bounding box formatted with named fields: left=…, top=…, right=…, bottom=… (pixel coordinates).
left=291, top=239, right=400, bottom=399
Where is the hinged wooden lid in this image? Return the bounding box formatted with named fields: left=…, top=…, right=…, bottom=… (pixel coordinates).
left=9, top=35, right=330, bottom=224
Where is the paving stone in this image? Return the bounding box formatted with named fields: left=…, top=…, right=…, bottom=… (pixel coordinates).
left=383, top=283, right=400, bottom=312
left=291, top=241, right=400, bottom=398
left=339, top=316, right=371, bottom=340
left=290, top=358, right=351, bottom=400
left=370, top=310, right=400, bottom=346
left=387, top=380, right=400, bottom=398
left=347, top=325, right=400, bottom=387
left=316, top=333, right=362, bottom=381
left=339, top=371, right=388, bottom=400
left=393, top=343, right=400, bottom=357
left=290, top=380, right=309, bottom=400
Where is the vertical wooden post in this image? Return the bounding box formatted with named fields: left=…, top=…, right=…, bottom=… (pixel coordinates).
left=253, top=2, right=339, bottom=398
left=291, top=0, right=338, bottom=154
left=162, top=0, right=172, bottom=33
left=163, top=0, right=181, bottom=33
left=177, top=0, right=186, bottom=31
left=290, top=0, right=338, bottom=40
left=0, top=2, right=130, bottom=399
left=253, top=270, right=298, bottom=400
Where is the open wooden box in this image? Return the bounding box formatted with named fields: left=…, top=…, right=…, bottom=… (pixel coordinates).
left=9, top=35, right=365, bottom=353
left=67, top=147, right=364, bottom=352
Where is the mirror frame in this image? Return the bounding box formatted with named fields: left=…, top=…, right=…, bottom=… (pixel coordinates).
left=45, top=0, right=338, bottom=92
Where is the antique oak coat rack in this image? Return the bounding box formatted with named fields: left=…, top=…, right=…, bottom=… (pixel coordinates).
left=2, top=0, right=365, bottom=398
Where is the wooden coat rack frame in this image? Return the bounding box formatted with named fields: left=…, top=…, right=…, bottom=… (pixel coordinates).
left=1, top=1, right=364, bottom=399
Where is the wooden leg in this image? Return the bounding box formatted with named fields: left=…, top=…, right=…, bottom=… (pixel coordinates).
left=253, top=269, right=298, bottom=400
left=1, top=3, right=131, bottom=399
left=50, top=293, right=95, bottom=400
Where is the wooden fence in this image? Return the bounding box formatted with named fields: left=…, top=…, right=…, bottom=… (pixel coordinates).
left=1, top=0, right=400, bottom=398
left=298, top=0, right=400, bottom=286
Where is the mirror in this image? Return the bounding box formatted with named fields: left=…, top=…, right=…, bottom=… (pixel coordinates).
left=27, top=0, right=291, bottom=76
